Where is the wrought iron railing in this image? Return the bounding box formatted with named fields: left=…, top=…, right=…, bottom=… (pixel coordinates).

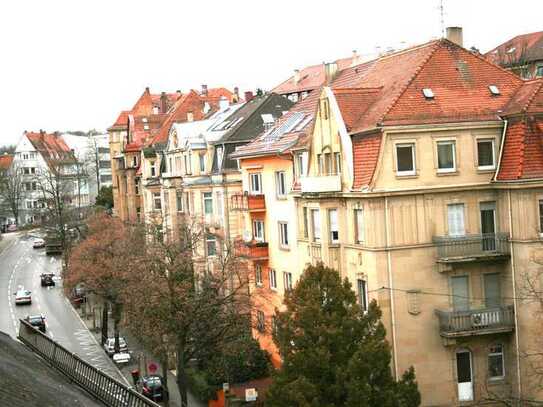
left=433, top=233, right=510, bottom=260
left=435, top=305, right=515, bottom=336
left=18, top=319, right=159, bottom=407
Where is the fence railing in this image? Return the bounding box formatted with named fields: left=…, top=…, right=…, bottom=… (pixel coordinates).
left=18, top=319, right=160, bottom=407
left=433, top=233, right=510, bottom=260
left=435, top=305, right=515, bottom=337
left=230, top=193, right=266, bottom=211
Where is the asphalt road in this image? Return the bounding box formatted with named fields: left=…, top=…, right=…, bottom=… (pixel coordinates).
left=0, top=231, right=127, bottom=384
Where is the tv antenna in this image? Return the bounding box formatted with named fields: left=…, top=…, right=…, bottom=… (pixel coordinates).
left=439, top=0, right=445, bottom=37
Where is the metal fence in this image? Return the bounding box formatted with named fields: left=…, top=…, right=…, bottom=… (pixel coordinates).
left=435, top=305, right=515, bottom=337
left=433, top=233, right=510, bottom=259
left=18, top=319, right=160, bottom=407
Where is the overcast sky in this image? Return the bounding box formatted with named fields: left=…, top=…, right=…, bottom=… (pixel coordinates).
left=0, top=0, right=541, bottom=146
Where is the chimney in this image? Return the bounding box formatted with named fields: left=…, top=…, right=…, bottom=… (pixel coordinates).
left=233, top=87, right=239, bottom=102
left=219, top=96, right=229, bottom=110
left=244, top=91, right=254, bottom=102
left=350, top=50, right=360, bottom=67
left=160, top=92, right=168, bottom=113
left=201, top=84, right=208, bottom=96
left=293, top=69, right=301, bottom=84
left=446, top=27, right=463, bottom=47
left=176, top=89, right=182, bottom=98
left=187, top=112, right=194, bottom=122
left=324, top=62, right=338, bottom=84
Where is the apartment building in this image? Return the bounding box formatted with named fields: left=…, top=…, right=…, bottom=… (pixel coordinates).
left=232, top=31, right=543, bottom=405
left=486, top=31, right=543, bottom=80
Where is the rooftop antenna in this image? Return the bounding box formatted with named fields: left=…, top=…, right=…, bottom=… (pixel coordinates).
left=439, top=0, right=445, bottom=37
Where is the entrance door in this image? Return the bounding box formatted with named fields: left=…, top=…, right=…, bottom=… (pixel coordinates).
left=451, top=276, right=469, bottom=311
left=480, top=202, right=496, bottom=251
left=456, top=350, right=474, bottom=402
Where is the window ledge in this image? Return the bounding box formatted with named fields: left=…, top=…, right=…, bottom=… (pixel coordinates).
left=477, top=167, right=496, bottom=173
left=275, top=196, right=288, bottom=201
left=279, top=246, right=291, bottom=252
left=395, top=173, right=419, bottom=180
left=436, top=170, right=459, bottom=177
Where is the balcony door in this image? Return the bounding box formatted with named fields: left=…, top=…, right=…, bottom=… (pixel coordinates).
left=480, top=202, right=496, bottom=251
left=484, top=273, right=501, bottom=309
left=456, top=350, right=474, bottom=402
left=451, top=276, right=469, bottom=311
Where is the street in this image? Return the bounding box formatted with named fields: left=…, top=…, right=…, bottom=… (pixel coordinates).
left=0, top=231, right=126, bottom=383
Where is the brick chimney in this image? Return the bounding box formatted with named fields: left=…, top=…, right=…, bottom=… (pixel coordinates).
left=201, top=84, right=208, bottom=96
left=446, top=27, right=463, bottom=47
left=233, top=87, right=239, bottom=102
left=293, top=69, right=301, bottom=84
left=160, top=92, right=168, bottom=113
left=244, top=91, right=254, bottom=102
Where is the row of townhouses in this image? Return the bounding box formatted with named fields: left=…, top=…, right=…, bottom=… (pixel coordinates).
left=0, top=131, right=111, bottom=227
left=109, top=28, right=543, bottom=405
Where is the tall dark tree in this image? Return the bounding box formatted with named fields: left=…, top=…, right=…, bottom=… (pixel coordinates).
left=95, top=186, right=113, bottom=209
left=267, top=263, right=420, bottom=407
left=0, top=163, right=24, bottom=225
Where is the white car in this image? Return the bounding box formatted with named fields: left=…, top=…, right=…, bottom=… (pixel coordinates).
left=112, top=352, right=131, bottom=365
left=14, top=288, right=32, bottom=305
left=32, top=238, right=45, bottom=248
left=104, top=337, right=128, bottom=356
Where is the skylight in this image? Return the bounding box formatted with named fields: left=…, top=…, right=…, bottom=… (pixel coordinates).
left=422, top=88, right=434, bottom=99
left=507, top=47, right=516, bottom=54
left=261, top=114, right=274, bottom=124
left=489, top=85, right=500, bottom=96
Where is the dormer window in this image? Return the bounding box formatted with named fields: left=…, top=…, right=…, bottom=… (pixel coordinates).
left=142, top=117, right=148, bottom=123
left=422, top=88, right=434, bottom=99
left=152, top=106, right=159, bottom=115
left=489, top=85, right=500, bottom=96
left=143, top=124, right=150, bottom=130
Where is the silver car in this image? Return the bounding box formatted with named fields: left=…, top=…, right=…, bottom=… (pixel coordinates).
left=104, top=337, right=128, bottom=356
left=14, top=288, right=32, bottom=305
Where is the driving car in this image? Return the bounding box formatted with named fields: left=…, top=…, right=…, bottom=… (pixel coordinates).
left=14, top=287, right=32, bottom=305
left=24, top=315, right=46, bottom=333
left=103, top=337, right=128, bottom=356
left=40, top=273, right=55, bottom=287
left=33, top=238, right=45, bottom=249
left=112, top=352, right=131, bottom=365
left=141, top=375, right=168, bottom=402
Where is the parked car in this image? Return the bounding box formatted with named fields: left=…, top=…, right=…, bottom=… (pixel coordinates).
left=71, top=285, right=86, bottom=307
left=112, top=352, right=131, bottom=365
left=24, top=315, right=46, bottom=333
left=14, top=287, right=32, bottom=305
left=40, top=273, right=55, bottom=287
left=7, top=224, right=17, bottom=232
left=33, top=238, right=45, bottom=248
left=103, top=337, right=128, bottom=356
left=141, top=375, right=168, bottom=402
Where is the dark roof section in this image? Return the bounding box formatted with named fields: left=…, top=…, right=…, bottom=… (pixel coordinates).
left=214, top=93, right=294, bottom=144
left=0, top=331, right=101, bottom=406
left=485, top=31, right=543, bottom=66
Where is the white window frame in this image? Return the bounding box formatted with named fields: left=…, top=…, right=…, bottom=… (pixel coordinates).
left=150, top=161, right=156, bottom=177
left=278, top=222, right=289, bottom=248
left=256, top=310, right=265, bottom=332
left=203, top=192, right=213, bottom=215
left=176, top=190, right=183, bottom=212
left=357, top=279, right=368, bottom=312
left=477, top=139, right=496, bottom=170
left=396, top=143, right=416, bottom=176
left=328, top=209, right=339, bottom=243
left=488, top=344, right=505, bottom=380
left=269, top=269, right=277, bottom=290
left=311, top=209, right=321, bottom=242
left=206, top=234, right=217, bottom=256
left=447, top=203, right=466, bottom=237
left=252, top=219, right=265, bottom=242
left=250, top=173, right=262, bottom=194
left=199, top=154, right=205, bottom=173
left=275, top=171, right=287, bottom=197
left=255, top=264, right=263, bottom=287
left=283, top=271, right=293, bottom=291
left=436, top=140, right=456, bottom=173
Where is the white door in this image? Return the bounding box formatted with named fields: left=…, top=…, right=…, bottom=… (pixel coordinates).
left=456, top=350, right=474, bottom=402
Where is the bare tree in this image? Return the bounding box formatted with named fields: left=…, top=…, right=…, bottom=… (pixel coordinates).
left=0, top=163, right=25, bottom=226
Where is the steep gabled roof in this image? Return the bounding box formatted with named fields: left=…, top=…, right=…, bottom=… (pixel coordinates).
left=332, top=88, right=381, bottom=131
left=25, top=131, right=75, bottom=169
left=0, top=154, right=13, bottom=171
left=503, top=79, right=543, bottom=115
left=485, top=31, right=543, bottom=66
left=201, top=87, right=235, bottom=107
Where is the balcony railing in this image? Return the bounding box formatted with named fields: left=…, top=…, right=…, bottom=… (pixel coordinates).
left=435, top=305, right=515, bottom=338
left=433, top=233, right=510, bottom=263
left=231, top=193, right=266, bottom=211
left=235, top=240, right=269, bottom=260
left=301, top=175, right=341, bottom=193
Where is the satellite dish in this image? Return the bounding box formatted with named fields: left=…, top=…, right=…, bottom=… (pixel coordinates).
left=243, top=230, right=252, bottom=242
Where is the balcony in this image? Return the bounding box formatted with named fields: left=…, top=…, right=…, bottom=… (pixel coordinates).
left=301, top=175, right=341, bottom=193
left=231, top=193, right=266, bottom=211
left=433, top=233, right=510, bottom=264
left=235, top=240, right=269, bottom=260
left=435, top=306, right=515, bottom=339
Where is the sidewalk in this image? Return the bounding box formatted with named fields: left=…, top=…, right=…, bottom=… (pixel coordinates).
left=75, top=296, right=205, bottom=407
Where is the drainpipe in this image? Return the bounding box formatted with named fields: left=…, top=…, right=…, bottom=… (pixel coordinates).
left=508, top=189, right=522, bottom=399
left=493, top=118, right=508, bottom=182
left=384, top=196, right=399, bottom=379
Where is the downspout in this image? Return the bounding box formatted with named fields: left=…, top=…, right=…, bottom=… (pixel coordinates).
left=493, top=118, right=508, bottom=182
left=508, top=189, right=522, bottom=399
left=384, top=195, right=399, bottom=379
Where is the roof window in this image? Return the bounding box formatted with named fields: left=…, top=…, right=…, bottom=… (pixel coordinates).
left=489, top=85, right=500, bottom=96
left=143, top=124, right=150, bottom=130
left=506, top=47, right=516, bottom=54
left=422, top=88, right=434, bottom=99
left=142, top=117, right=148, bottom=123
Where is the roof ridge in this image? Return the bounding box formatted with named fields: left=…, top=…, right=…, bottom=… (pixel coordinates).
left=376, top=40, right=442, bottom=125
left=521, top=80, right=543, bottom=113
left=518, top=120, right=527, bottom=178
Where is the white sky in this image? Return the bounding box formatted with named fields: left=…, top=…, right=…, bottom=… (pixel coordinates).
left=0, top=0, right=541, bottom=146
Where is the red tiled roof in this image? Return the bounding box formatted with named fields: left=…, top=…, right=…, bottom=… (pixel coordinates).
left=332, top=87, right=381, bottom=131
left=125, top=113, right=169, bottom=152
left=485, top=31, right=543, bottom=65
left=0, top=154, right=13, bottom=171
left=26, top=131, right=74, bottom=168
left=497, top=117, right=543, bottom=180
left=352, top=132, right=382, bottom=189
left=201, top=87, right=235, bottom=106
left=272, top=55, right=357, bottom=95
left=108, top=110, right=130, bottom=131
left=503, top=79, right=543, bottom=115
